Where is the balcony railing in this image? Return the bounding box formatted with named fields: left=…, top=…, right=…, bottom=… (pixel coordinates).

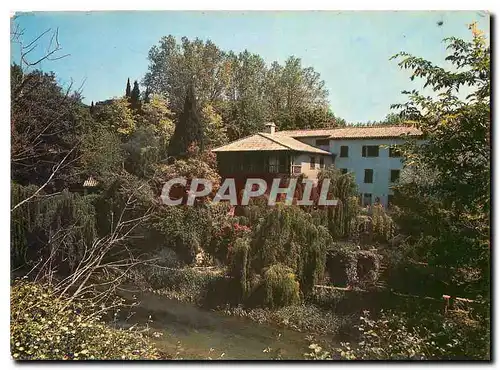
left=221, top=163, right=289, bottom=174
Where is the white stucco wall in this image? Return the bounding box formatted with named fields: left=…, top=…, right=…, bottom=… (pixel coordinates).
left=294, top=136, right=424, bottom=207
left=292, top=153, right=332, bottom=180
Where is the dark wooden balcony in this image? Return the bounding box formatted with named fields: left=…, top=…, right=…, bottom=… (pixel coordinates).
left=216, top=151, right=292, bottom=176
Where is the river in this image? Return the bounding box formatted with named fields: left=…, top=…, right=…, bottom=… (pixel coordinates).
left=116, top=287, right=333, bottom=360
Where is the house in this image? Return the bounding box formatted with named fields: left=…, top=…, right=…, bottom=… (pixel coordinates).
left=212, top=123, right=333, bottom=192
left=212, top=123, right=423, bottom=207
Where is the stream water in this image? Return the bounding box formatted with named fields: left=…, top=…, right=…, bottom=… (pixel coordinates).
left=116, top=287, right=333, bottom=360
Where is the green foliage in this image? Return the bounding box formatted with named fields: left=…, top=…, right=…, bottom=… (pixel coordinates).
left=326, top=243, right=381, bottom=289
left=125, top=78, right=131, bottom=97
left=369, top=204, right=395, bottom=242
left=168, top=85, right=204, bottom=158
left=142, top=266, right=225, bottom=304
left=335, top=311, right=430, bottom=359
left=10, top=280, right=161, bottom=360
left=201, top=103, right=229, bottom=148
left=11, top=65, right=91, bottom=189
left=251, top=205, right=332, bottom=296
left=331, top=309, right=490, bottom=360
left=264, top=57, right=331, bottom=131
left=153, top=205, right=213, bottom=264
left=390, top=24, right=490, bottom=297
left=93, top=98, right=136, bottom=136
left=225, top=303, right=350, bottom=335
left=11, top=183, right=98, bottom=271
left=210, top=221, right=251, bottom=264
left=130, top=80, right=141, bottom=111
left=144, top=36, right=343, bottom=138
left=262, top=264, right=300, bottom=308
left=317, top=168, right=359, bottom=238
left=81, top=127, right=124, bottom=178
left=156, top=157, right=221, bottom=192
left=229, top=237, right=252, bottom=300
left=139, top=93, right=175, bottom=144
left=123, top=125, right=161, bottom=178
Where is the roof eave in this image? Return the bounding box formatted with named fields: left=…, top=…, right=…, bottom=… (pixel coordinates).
left=328, top=134, right=423, bottom=140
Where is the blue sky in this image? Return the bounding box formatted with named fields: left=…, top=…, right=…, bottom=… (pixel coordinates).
left=10, top=11, right=489, bottom=123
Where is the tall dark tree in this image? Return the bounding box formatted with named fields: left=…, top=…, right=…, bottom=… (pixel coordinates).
left=168, top=85, right=203, bottom=158
left=125, top=78, right=131, bottom=98
left=130, top=80, right=141, bottom=111
left=143, top=86, right=151, bottom=104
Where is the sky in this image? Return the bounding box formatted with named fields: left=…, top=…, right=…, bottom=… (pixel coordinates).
left=10, top=11, right=490, bottom=123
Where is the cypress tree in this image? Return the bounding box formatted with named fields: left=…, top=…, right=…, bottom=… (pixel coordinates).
left=125, top=78, right=131, bottom=97
left=168, top=85, right=203, bottom=158
left=130, top=80, right=141, bottom=110
left=144, top=87, right=151, bottom=104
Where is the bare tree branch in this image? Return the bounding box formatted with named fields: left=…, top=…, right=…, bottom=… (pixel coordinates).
left=11, top=146, right=76, bottom=211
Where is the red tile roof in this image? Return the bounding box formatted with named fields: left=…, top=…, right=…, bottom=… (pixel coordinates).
left=212, top=133, right=331, bottom=154
left=278, top=125, right=422, bottom=139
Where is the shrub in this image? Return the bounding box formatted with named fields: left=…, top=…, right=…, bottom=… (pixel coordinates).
left=333, top=309, right=490, bottom=360
left=251, top=205, right=332, bottom=296
left=11, top=184, right=98, bottom=272
left=334, top=310, right=430, bottom=360
left=10, top=280, right=161, bottom=360
left=153, top=206, right=211, bottom=264
left=228, top=237, right=252, bottom=301
left=143, top=266, right=228, bottom=306
left=209, top=221, right=251, bottom=263
left=262, top=264, right=300, bottom=308
left=326, top=243, right=382, bottom=289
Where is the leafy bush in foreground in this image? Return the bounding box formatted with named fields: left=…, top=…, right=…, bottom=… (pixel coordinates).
left=10, top=280, right=161, bottom=360
left=304, top=309, right=490, bottom=360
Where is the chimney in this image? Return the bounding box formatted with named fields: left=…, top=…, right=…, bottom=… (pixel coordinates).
left=264, top=122, right=276, bottom=135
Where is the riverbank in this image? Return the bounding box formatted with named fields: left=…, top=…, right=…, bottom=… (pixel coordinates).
left=133, top=265, right=356, bottom=337
left=116, top=286, right=338, bottom=360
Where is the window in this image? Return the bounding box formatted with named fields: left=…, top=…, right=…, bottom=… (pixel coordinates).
left=389, top=146, right=402, bottom=157
left=340, top=146, right=349, bottom=157
left=388, top=194, right=394, bottom=208
left=319, top=157, right=325, bottom=168
left=363, top=193, right=372, bottom=206
left=362, top=145, right=379, bottom=157
left=390, top=169, right=400, bottom=183
left=364, top=169, right=373, bottom=183
left=340, top=168, right=348, bottom=175
left=310, top=156, right=316, bottom=169
left=316, top=138, right=329, bottom=146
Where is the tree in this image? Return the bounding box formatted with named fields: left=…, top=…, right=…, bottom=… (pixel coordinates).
left=168, top=85, right=204, bottom=158
left=125, top=78, right=131, bottom=97
left=139, top=93, right=175, bottom=155
left=223, top=50, right=269, bottom=138
left=11, top=64, right=92, bottom=190
left=144, top=36, right=228, bottom=114
left=130, top=80, right=141, bottom=111
left=265, top=57, right=331, bottom=130
left=383, top=112, right=404, bottom=125
left=92, top=98, right=136, bottom=137
left=391, top=23, right=490, bottom=297
left=144, top=35, right=339, bottom=139
left=201, top=103, right=228, bottom=148
left=80, top=128, right=124, bottom=179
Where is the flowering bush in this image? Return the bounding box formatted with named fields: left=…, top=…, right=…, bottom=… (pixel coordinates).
left=11, top=280, right=162, bottom=360
left=209, top=222, right=251, bottom=263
